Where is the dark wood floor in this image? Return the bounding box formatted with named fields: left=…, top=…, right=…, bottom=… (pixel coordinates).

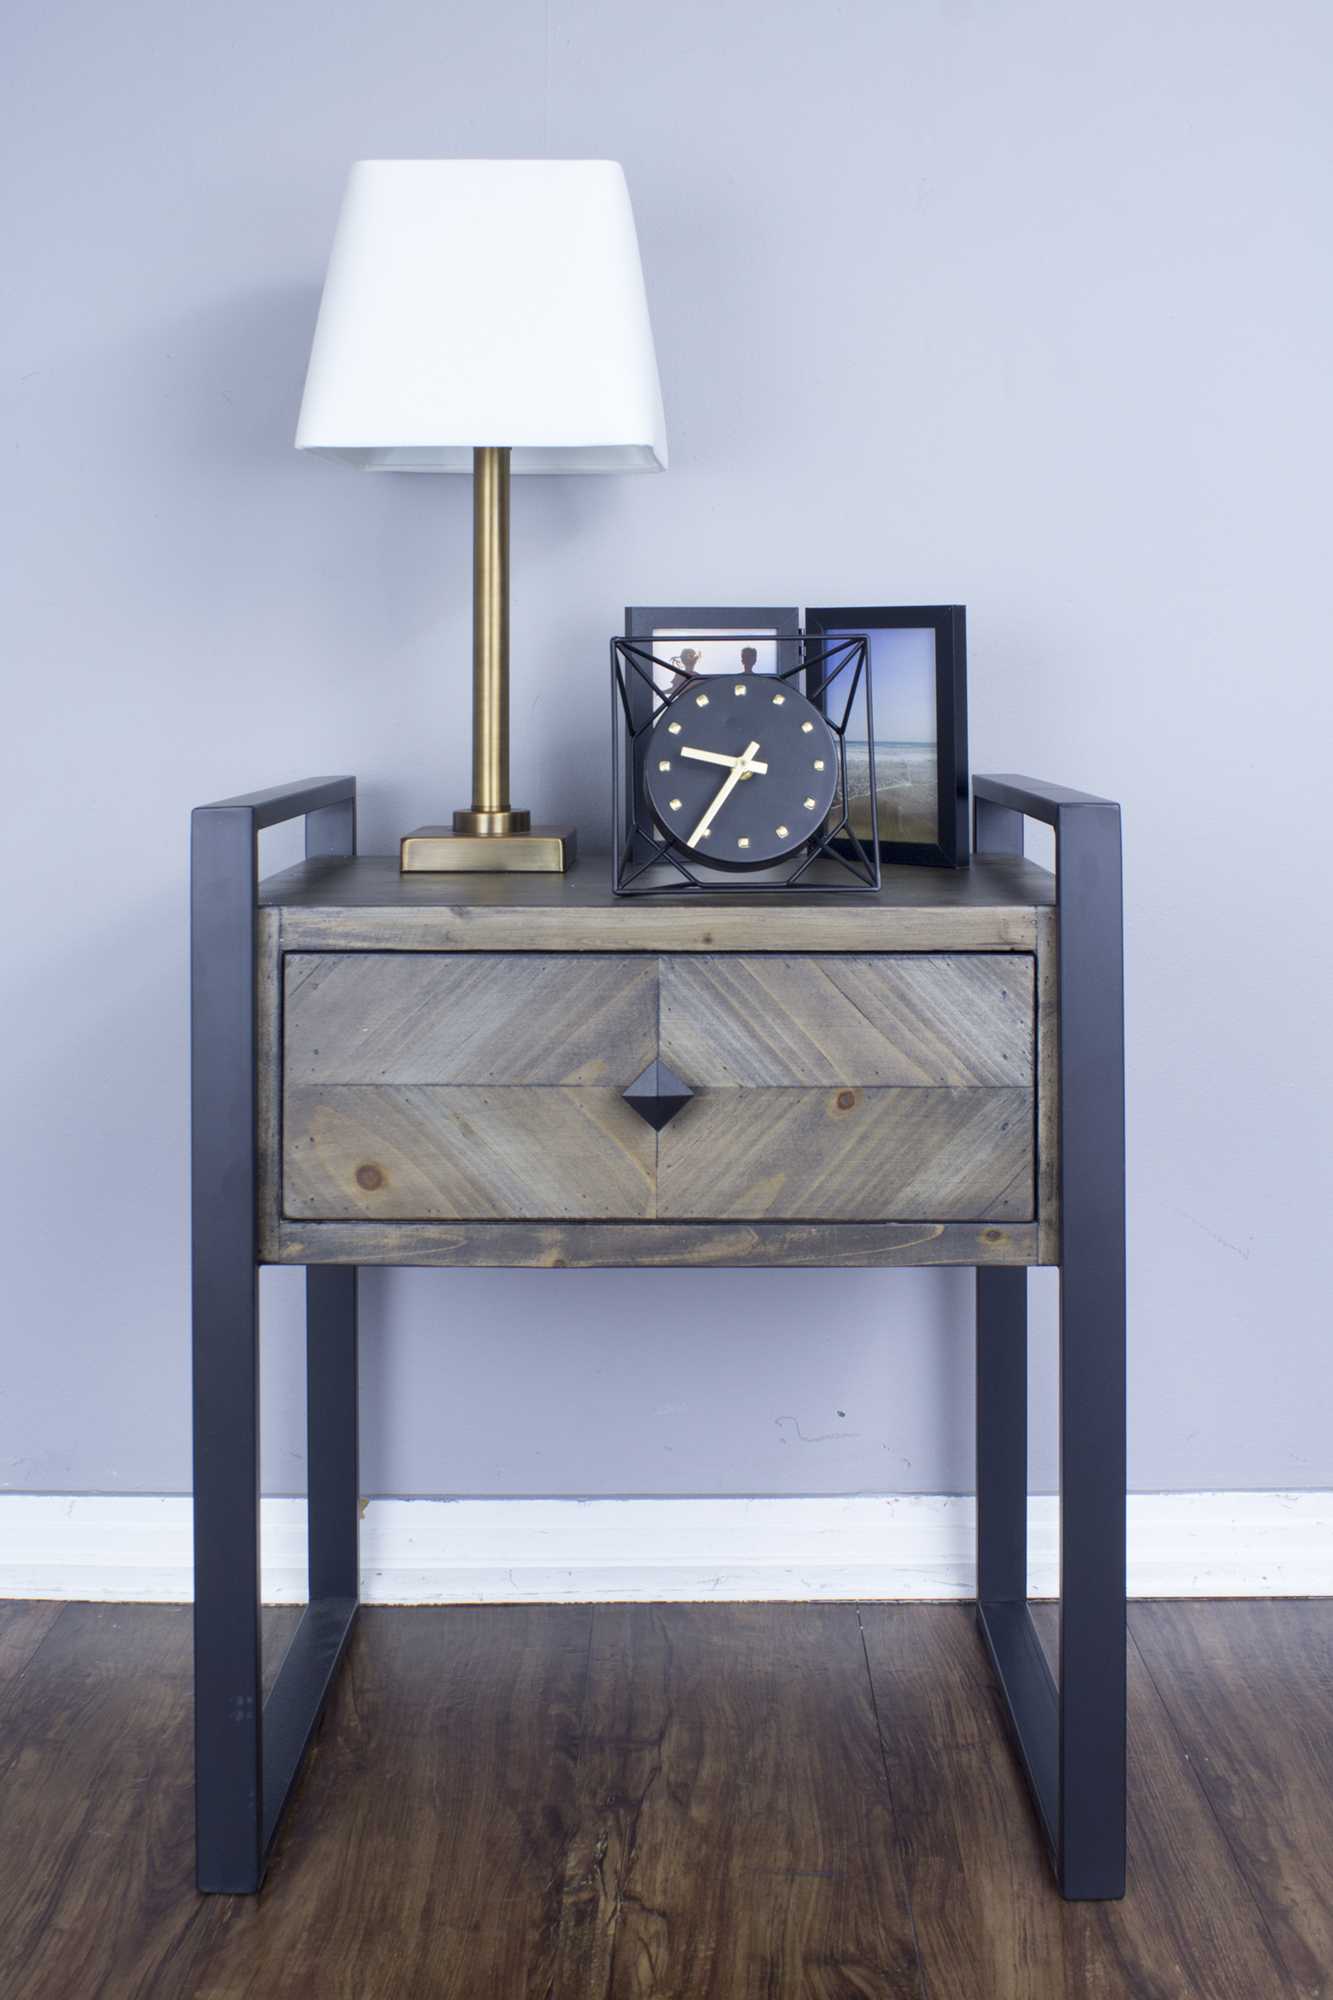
left=0, top=1599, right=1328, bottom=1999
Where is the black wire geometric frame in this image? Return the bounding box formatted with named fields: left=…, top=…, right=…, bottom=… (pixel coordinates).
left=610, top=632, right=880, bottom=895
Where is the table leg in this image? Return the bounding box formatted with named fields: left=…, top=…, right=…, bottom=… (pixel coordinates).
left=191, top=782, right=360, bottom=1892
left=973, top=776, right=1126, bottom=1900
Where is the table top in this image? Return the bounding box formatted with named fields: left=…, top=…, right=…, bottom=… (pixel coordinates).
left=259, top=852, right=1055, bottom=912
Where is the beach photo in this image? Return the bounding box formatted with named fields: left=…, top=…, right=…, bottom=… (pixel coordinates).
left=834, top=624, right=939, bottom=843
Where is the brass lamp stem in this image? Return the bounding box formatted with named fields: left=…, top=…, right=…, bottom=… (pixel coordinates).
left=401, top=442, right=574, bottom=870
left=454, top=446, right=530, bottom=837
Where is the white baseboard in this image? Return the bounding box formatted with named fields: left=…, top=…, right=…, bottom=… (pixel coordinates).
left=1, top=1491, right=1329, bottom=1604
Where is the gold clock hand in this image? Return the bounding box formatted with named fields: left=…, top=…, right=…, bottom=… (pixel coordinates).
left=679, top=746, right=770, bottom=774
left=686, top=741, right=762, bottom=848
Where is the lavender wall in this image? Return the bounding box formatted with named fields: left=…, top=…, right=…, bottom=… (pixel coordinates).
left=4, top=0, right=1331, bottom=1497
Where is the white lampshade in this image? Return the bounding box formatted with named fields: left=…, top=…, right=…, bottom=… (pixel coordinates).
left=295, top=158, right=667, bottom=473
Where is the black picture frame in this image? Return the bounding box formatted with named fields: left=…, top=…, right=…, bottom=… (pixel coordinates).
left=804, top=604, right=970, bottom=868
left=624, top=606, right=802, bottom=699
left=620, top=606, right=803, bottom=859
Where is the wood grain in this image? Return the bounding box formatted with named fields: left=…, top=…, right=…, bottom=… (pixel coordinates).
left=0, top=1604, right=198, bottom=2000
left=0, top=1600, right=1315, bottom=1998
left=1035, top=905, right=1061, bottom=1262
left=554, top=1604, right=925, bottom=1999
left=661, top=953, right=1035, bottom=1086
left=1133, top=1599, right=1333, bottom=1996
left=176, top=1606, right=597, bottom=2000
left=860, top=1603, right=1293, bottom=2000
left=0, top=1601, right=62, bottom=1705
left=266, top=854, right=1051, bottom=957
left=285, top=951, right=657, bottom=1085
left=264, top=1215, right=1044, bottom=1268
left=263, top=852, right=1056, bottom=914
left=658, top=1085, right=1035, bottom=1222
left=256, top=858, right=1060, bottom=1265
left=257, top=906, right=283, bottom=1272
left=284, top=1084, right=656, bottom=1221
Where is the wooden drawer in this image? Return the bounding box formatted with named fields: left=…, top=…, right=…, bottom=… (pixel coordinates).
left=281, top=951, right=1035, bottom=1225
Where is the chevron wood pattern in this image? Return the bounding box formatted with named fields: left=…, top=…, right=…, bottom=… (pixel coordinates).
left=284, top=953, right=657, bottom=1087
left=271, top=939, right=1046, bottom=1244
left=657, top=1086, right=1034, bottom=1222
left=284, top=1085, right=655, bottom=1221
left=661, top=954, right=1035, bottom=1087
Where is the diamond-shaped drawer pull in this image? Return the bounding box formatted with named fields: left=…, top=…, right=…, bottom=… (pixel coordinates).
left=623, top=1059, right=693, bottom=1131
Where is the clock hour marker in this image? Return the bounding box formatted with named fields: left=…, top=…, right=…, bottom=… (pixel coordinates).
left=697, top=825, right=710, bottom=838
left=737, top=836, right=750, bottom=849
left=658, top=759, right=671, bottom=771
left=801, top=721, right=814, bottom=733
left=803, top=797, right=817, bottom=810
left=771, top=692, right=785, bottom=705
left=668, top=721, right=681, bottom=735
left=669, top=798, right=682, bottom=811
left=695, top=694, right=709, bottom=706
left=813, top=759, right=825, bottom=770
left=734, top=683, right=747, bottom=695
left=775, top=824, right=789, bottom=839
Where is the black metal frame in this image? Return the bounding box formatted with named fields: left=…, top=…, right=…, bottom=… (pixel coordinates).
left=804, top=604, right=970, bottom=868
left=611, top=631, right=879, bottom=895
left=190, top=765, right=1123, bottom=1902
left=973, top=773, right=1126, bottom=1900
left=191, top=775, right=359, bottom=1894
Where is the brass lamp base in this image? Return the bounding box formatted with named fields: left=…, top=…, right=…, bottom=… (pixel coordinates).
left=400, top=825, right=578, bottom=873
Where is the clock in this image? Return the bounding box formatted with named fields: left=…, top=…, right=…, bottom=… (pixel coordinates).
left=610, top=627, right=879, bottom=896
left=643, top=677, right=841, bottom=869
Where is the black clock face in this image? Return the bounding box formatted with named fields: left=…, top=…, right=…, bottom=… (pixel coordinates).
left=644, top=675, right=841, bottom=869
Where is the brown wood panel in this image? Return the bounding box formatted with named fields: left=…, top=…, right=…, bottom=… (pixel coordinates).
left=662, top=953, right=1035, bottom=1086
left=0, top=1600, right=1317, bottom=1998
left=860, top=1603, right=1292, bottom=2000
left=285, top=951, right=657, bottom=1086
left=1133, top=1599, right=1333, bottom=1996
left=658, top=1085, right=1034, bottom=1221
left=264, top=1214, right=1044, bottom=1267
left=284, top=1083, right=656, bottom=1221
left=0, top=1601, right=62, bottom=1706
left=553, top=1604, right=924, bottom=1999
left=178, top=1606, right=594, bottom=2000
left=0, top=1603, right=198, bottom=2000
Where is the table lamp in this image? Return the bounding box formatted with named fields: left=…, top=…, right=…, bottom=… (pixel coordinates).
left=295, top=159, right=668, bottom=871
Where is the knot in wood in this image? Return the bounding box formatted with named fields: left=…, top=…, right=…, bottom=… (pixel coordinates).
left=355, top=1164, right=384, bottom=1191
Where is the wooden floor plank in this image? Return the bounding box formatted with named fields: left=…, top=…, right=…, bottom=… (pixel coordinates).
left=0, top=1604, right=202, bottom=2000
left=553, top=1602, right=925, bottom=2000
left=0, top=1600, right=63, bottom=1702
left=1133, top=1599, right=1333, bottom=1999
left=156, top=1603, right=596, bottom=2000
left=860, top=1602, right=1292, bottom=2000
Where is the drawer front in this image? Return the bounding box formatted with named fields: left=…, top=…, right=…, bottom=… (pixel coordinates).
left=658, top=955, right=1034, bottom=1222
left=281, top=950, right=1035, bottom=1226
left=283, top=954, right=657, bottom=1221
